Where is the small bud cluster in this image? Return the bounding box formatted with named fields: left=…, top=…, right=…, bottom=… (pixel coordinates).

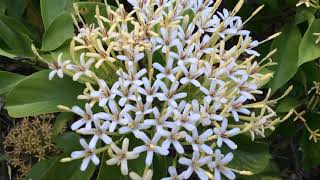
left=47, top=0, right=290, bottom=179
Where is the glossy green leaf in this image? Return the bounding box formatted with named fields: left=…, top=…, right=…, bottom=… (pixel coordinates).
left=40, top=0, right=74, bottom=29
left=41, top=12, right=74, bottom=51
left=268, top=24, right=302, bottom=93
left=26, top=133, right=96, bottom=180
left=5, top=70, right=84, bottom=118
left=298, top=19, right=320, bottom=66
left=240, top=161, right=281, bottom=180
left=276, top=97, right=302, bottom=112
left=0, top=16, right=33, bottom=57
left=294, top=7, right=315, bottom=25
left=0, top=71, right=25, bottom=94
left=229, top=135, right=272, bottom=174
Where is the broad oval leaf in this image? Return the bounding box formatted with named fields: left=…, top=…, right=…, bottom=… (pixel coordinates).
left=5, top=70, right=84, bottom=118
left=298, top=19, right=320, bottom=66
left=40, top=0, right=74, bottom=29
left=0, top=71, right=25, bottom=94
left=268, top=24, right=302, bottom=93
left=41, top=12, right=74, bottom=51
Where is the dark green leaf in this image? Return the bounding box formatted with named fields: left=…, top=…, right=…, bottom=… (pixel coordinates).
left=5, top=70, right=84, bottom=118
left=0, top=17, right=33, bottom=57
left=268, top=24, right=302, bottom=92
left=228, top=135, right=272, bottom=174
left=41, top=12, right=74, bottom=51
left=276, top=97, right=302, bottom=113
left=74, top=2, right=109, bottom=25
left=240, top=161, right=281, bottom=180
left=0, top=71, right=25, bottom=94
left=40, top=0, right=74, bottom=29
left=298, top=19, right=320, bottom=66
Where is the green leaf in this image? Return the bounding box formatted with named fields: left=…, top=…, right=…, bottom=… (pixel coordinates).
left=298, top=19, right=320, bottom=66
left=40, top=0, right=74, bottom=29
left=276, top=97, right=302, bottom=112
left=300, top=113, right=320, bottom=169
left=41, top=12, right=74, bottom=51
left=0, top=17, right=33, bottom=57
left=26, top=133, right=96, bottom=180
left=228, top=135, right=272, bottom=174
left=268, top=24, right=302, bottom=93
left=0, top=0, right=28, bottom=17
left=0, top=48, right=15, bottom=58
left=5, top=70, right=84, bottom=118
left=294, top=7, right=315, bottom=25
left=0, top=15, right=35, bottom=40
left=0, top=154, right=8, bottom=161
left=240, top=161, right=281, bottom=180
left=0, top=71, right=25, bottom=94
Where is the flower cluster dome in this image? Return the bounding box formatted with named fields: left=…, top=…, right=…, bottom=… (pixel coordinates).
left=47, top=0, right=291, bottom=179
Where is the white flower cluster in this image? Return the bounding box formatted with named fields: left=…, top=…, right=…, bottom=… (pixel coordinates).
left=47, top=0, right=289, bottom=179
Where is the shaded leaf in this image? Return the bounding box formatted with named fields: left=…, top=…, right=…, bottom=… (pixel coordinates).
left=52, top=112, right=74, bottom=135
left=40, top=0, right=74, bottom=29
left=268, top=24, right=302, bottom=92
left=0, top=71, right=25, bottom=94
left=5, top=70, right=84, bottom=118
left=276, top=97, right=302, bottom=113
left=228, top=135, right=272, bottom=174
left=41, top=12, right=74, bottom=51
left=298, top=19, right=320, bottom=66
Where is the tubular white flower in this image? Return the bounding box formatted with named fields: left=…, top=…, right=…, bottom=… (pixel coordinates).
left=178, top=151, right=211, bottom=180
left=209, top=149, right=236, bottom=180
left=48, top=53, right=70, bottom=80
left=133, top=132, right=169, bottom=166
left=106, top=138, right=139, bottom=175
left=71, top=139, right=100, bottom=171
left=213, top=119, right=240, bottom=150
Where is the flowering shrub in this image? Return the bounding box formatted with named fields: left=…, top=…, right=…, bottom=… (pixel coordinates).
left=1, top=0, right=320, bottom=180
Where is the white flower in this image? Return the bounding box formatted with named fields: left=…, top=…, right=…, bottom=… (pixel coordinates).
left=213, top=119, right=240, bottom=149
left=152, top=28, right=180, bottom=53
left=71, top=139, right=100, bottom=171
left=137, top=77, right=161, bottom=103
left=200, top=79, right=225, bottom=102
left=126, top=95, right=153, bottom=116
left=144, top=107, right=175, bottom=133
left=117, top=65, right=147, bottom=87
left=119, top=114, right=151, bottom=137
left=129, top=169, right=153, bottom=180
left=77, top=120, right=112, bottom=148
left=153, top=58, right=180, bottom=82
left=103, top=100, right=131, bottom=132
left=112, top=79, right=135, bottom=107
left=209, top=149, right=236, bottom=180
left=66, top=53, right=94, bottom=81
left=161, top=127, right=186, bottom=154
left=228, top=96, right=251, bottom=122
left=106, top=138, right=139, bottom=175
left=161, top=166, right=184, bottom=180
left=48, top=53, right=70, bottom=80
left=133, top=132, right=169, bottom=166
left=185, top=128, right=213, bottom=154
left=96, top=79, right=116, bottom=106
left=71, top=103, right=98, bottom=130
left=117, top=46, right=144, bottom=63
left=173, top=103, right=199, bottom=131
left=180, top=62, right=204, bottom=87
left=178, top=151, right=211, bottom=180
left=156, top=81, right=187, bottom=108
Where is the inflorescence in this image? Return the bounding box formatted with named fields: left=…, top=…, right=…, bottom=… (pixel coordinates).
left=40, top=0, right=293, bottom=179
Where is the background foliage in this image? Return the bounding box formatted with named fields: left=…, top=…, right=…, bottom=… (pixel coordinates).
left=0, top=0, right=320, bottom=179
